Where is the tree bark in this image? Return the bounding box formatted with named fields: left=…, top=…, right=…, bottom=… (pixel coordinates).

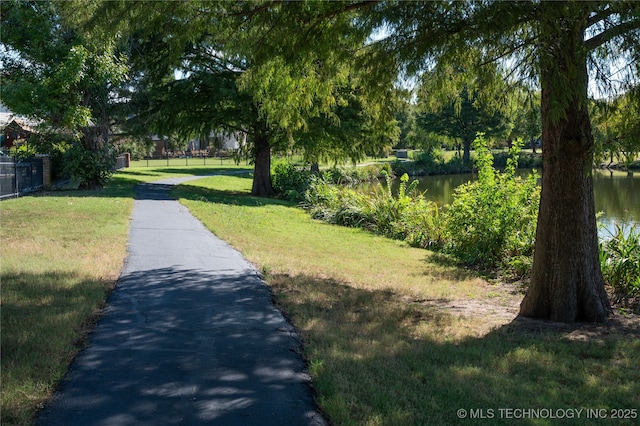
left=251, top=123, right=275, bottom=197
left=462, top=137, right=471, bottom=164
left=79, top=124, right=109, bottom=190
left=520, top=6, right=611, bottom=322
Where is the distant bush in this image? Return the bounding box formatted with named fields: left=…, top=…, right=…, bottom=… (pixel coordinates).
left=392, top=150, right=472, bottom=177
left=492, top=151, right=542, bottom=170
left=272, top=161, right=391, bottom=202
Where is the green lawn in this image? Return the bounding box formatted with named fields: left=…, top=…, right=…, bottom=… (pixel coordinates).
left=175, top=174, right=640, bottom=426
left=0, top=165, right=249, bottom=425
left=2, top=166, right=638, bottom=426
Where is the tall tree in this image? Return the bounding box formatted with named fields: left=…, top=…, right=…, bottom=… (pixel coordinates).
left=507, top=87, right=542, bottom=153
left=84, top=0, right=395, bottom=196
left=68, top=0, right=640, bottom=321
left=364, top=0, right=639, bottom=322
left=415, top=60, right=511, bottom=162
left=518, top=2, right=638, bottom=321
left=416, top=87, right=510, bottom=162
left=592, top=90, right=640, bottom=172
left=0, top=0, right=128, bottom=189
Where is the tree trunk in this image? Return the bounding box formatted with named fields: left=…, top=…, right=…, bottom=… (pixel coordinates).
left=251, top=124, right=275, bottom=197
left=519, top=6, right=611, bottom=322
left=79, top=124, right=109, bottom=190
left=462, top=138, right=471, bottom=164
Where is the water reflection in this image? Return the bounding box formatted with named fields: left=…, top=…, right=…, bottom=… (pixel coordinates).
left=359, top=170, right=639, bottom=232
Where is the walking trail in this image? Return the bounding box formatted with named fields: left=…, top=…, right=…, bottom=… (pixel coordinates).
left=35, top=177, right=328, bottom=426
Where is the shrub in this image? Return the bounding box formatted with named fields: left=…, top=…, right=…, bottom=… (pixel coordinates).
left=272, top=162, right=390, bottom=202
left=304, top=171, right=444, bottom=249
left=12, top=144, right=38, bottom=160
left=414, top=149, right=445, bottom=175
left=599, top=223, right=640, bottom=303
left=272, top=162, right=313, bottom=202
left=444, top=134, right=540, bottom=276
left=63, top=142, right=116, bottom=189
left=493, top=151, right=542, bottom=170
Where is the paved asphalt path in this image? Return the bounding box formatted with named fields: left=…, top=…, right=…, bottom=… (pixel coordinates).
left=35, top=177, right=328, bottom=426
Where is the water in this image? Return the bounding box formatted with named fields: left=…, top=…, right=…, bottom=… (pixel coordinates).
left=359, top=169, right=640, bottom=236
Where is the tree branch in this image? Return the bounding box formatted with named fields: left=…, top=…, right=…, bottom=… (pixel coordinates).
left=586, top=5, right=615, bottom=28
left=585, top=17, right=640, bottom=51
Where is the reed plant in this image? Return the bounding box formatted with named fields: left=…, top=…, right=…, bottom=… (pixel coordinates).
left=599, top=223, right=640, bottom=305
left=303, top=171, right=444, bottom=249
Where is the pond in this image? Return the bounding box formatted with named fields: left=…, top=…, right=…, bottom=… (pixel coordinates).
left=360, top=169, right=640, bottom=236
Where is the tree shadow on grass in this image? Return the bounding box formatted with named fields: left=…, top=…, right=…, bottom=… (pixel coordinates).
left=267, top=272, right=640, bottom=426
left=1, top=270, right=114, bottom=426
left=145, top=167, right=253, bottom=177
left=173, top=183, right=294, bottom=209
left=30, top=266, right=325, bottom=426
left=33, top=168, right=253, bottom=201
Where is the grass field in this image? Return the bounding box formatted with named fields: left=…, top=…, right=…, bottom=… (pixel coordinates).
left=0, top=166, right=251, bottom=425
left=0, top=185, right=135, bottom=425
left=2, top=165, right=638, bottom=425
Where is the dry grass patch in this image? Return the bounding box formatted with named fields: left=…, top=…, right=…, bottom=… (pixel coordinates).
left=1, top=193, right=133, bottom=426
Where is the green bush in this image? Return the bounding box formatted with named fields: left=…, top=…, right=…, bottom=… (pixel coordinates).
left=325, top=164, right=390, bottom=185
left=414, top=149, right=445, bottom=175
left=272, top=162, right=391, bottom=202
left=493, top=150, right=542, bottom=170
left=63, top=142, right=116, bottom=189
left=599, top=223, right=640, bottom=303
left=12, top=144, right=38, bottom=160
left=444, top=134, right=540, bottom=275
left=304, top=171, right=444, bottom=249
left=272, top=162, right=313, bottom=202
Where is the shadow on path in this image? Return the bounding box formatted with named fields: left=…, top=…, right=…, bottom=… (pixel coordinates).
left=35, top=181, right=327, bottom=426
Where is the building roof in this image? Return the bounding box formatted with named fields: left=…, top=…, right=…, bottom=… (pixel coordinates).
left=0, top=112, right=13, bottom=128
left=0, top=108, right=41, bottom=131
left=4, top=117, right=37, bottom=133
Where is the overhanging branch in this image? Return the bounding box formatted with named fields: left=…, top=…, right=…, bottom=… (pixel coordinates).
left=585, top=17, right=640, bottom=51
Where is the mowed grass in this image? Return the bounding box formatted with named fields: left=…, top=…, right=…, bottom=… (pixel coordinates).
left=3, top=166, right=638, bottom=426
left=0, top=190, right=133, bottom=425
left=0, top=165, right=251, bottom=426
left=175, top=175, right=640, bottom=426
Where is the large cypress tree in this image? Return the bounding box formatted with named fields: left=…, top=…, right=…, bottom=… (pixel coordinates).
left=372, top=0, right=640, bottom=322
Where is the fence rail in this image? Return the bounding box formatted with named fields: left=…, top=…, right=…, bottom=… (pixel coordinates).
left=0, top=158, right=44, bottom=199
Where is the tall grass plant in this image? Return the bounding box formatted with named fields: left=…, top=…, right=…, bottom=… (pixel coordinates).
left=599, top=223, right=640, bottom=305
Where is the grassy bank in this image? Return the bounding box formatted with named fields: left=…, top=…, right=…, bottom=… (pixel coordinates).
left=175, top=174, right=640, bottom=426
left=3, top=166, right=638, bottom=425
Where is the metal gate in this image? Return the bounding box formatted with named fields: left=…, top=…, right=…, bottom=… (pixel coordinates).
left=0, top=157, right=44, bottom=199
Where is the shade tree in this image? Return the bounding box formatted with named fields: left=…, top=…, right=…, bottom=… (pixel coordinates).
left=0, top=0, right=128, bottom=188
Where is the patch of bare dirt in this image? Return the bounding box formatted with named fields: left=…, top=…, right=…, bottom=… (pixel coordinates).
left=418, top=281, right=640, bottom=340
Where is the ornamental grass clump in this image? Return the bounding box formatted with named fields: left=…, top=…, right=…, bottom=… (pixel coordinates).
left=303, top=171, right=444, bottom=249
left=599, top=223, right=640, bottom=305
